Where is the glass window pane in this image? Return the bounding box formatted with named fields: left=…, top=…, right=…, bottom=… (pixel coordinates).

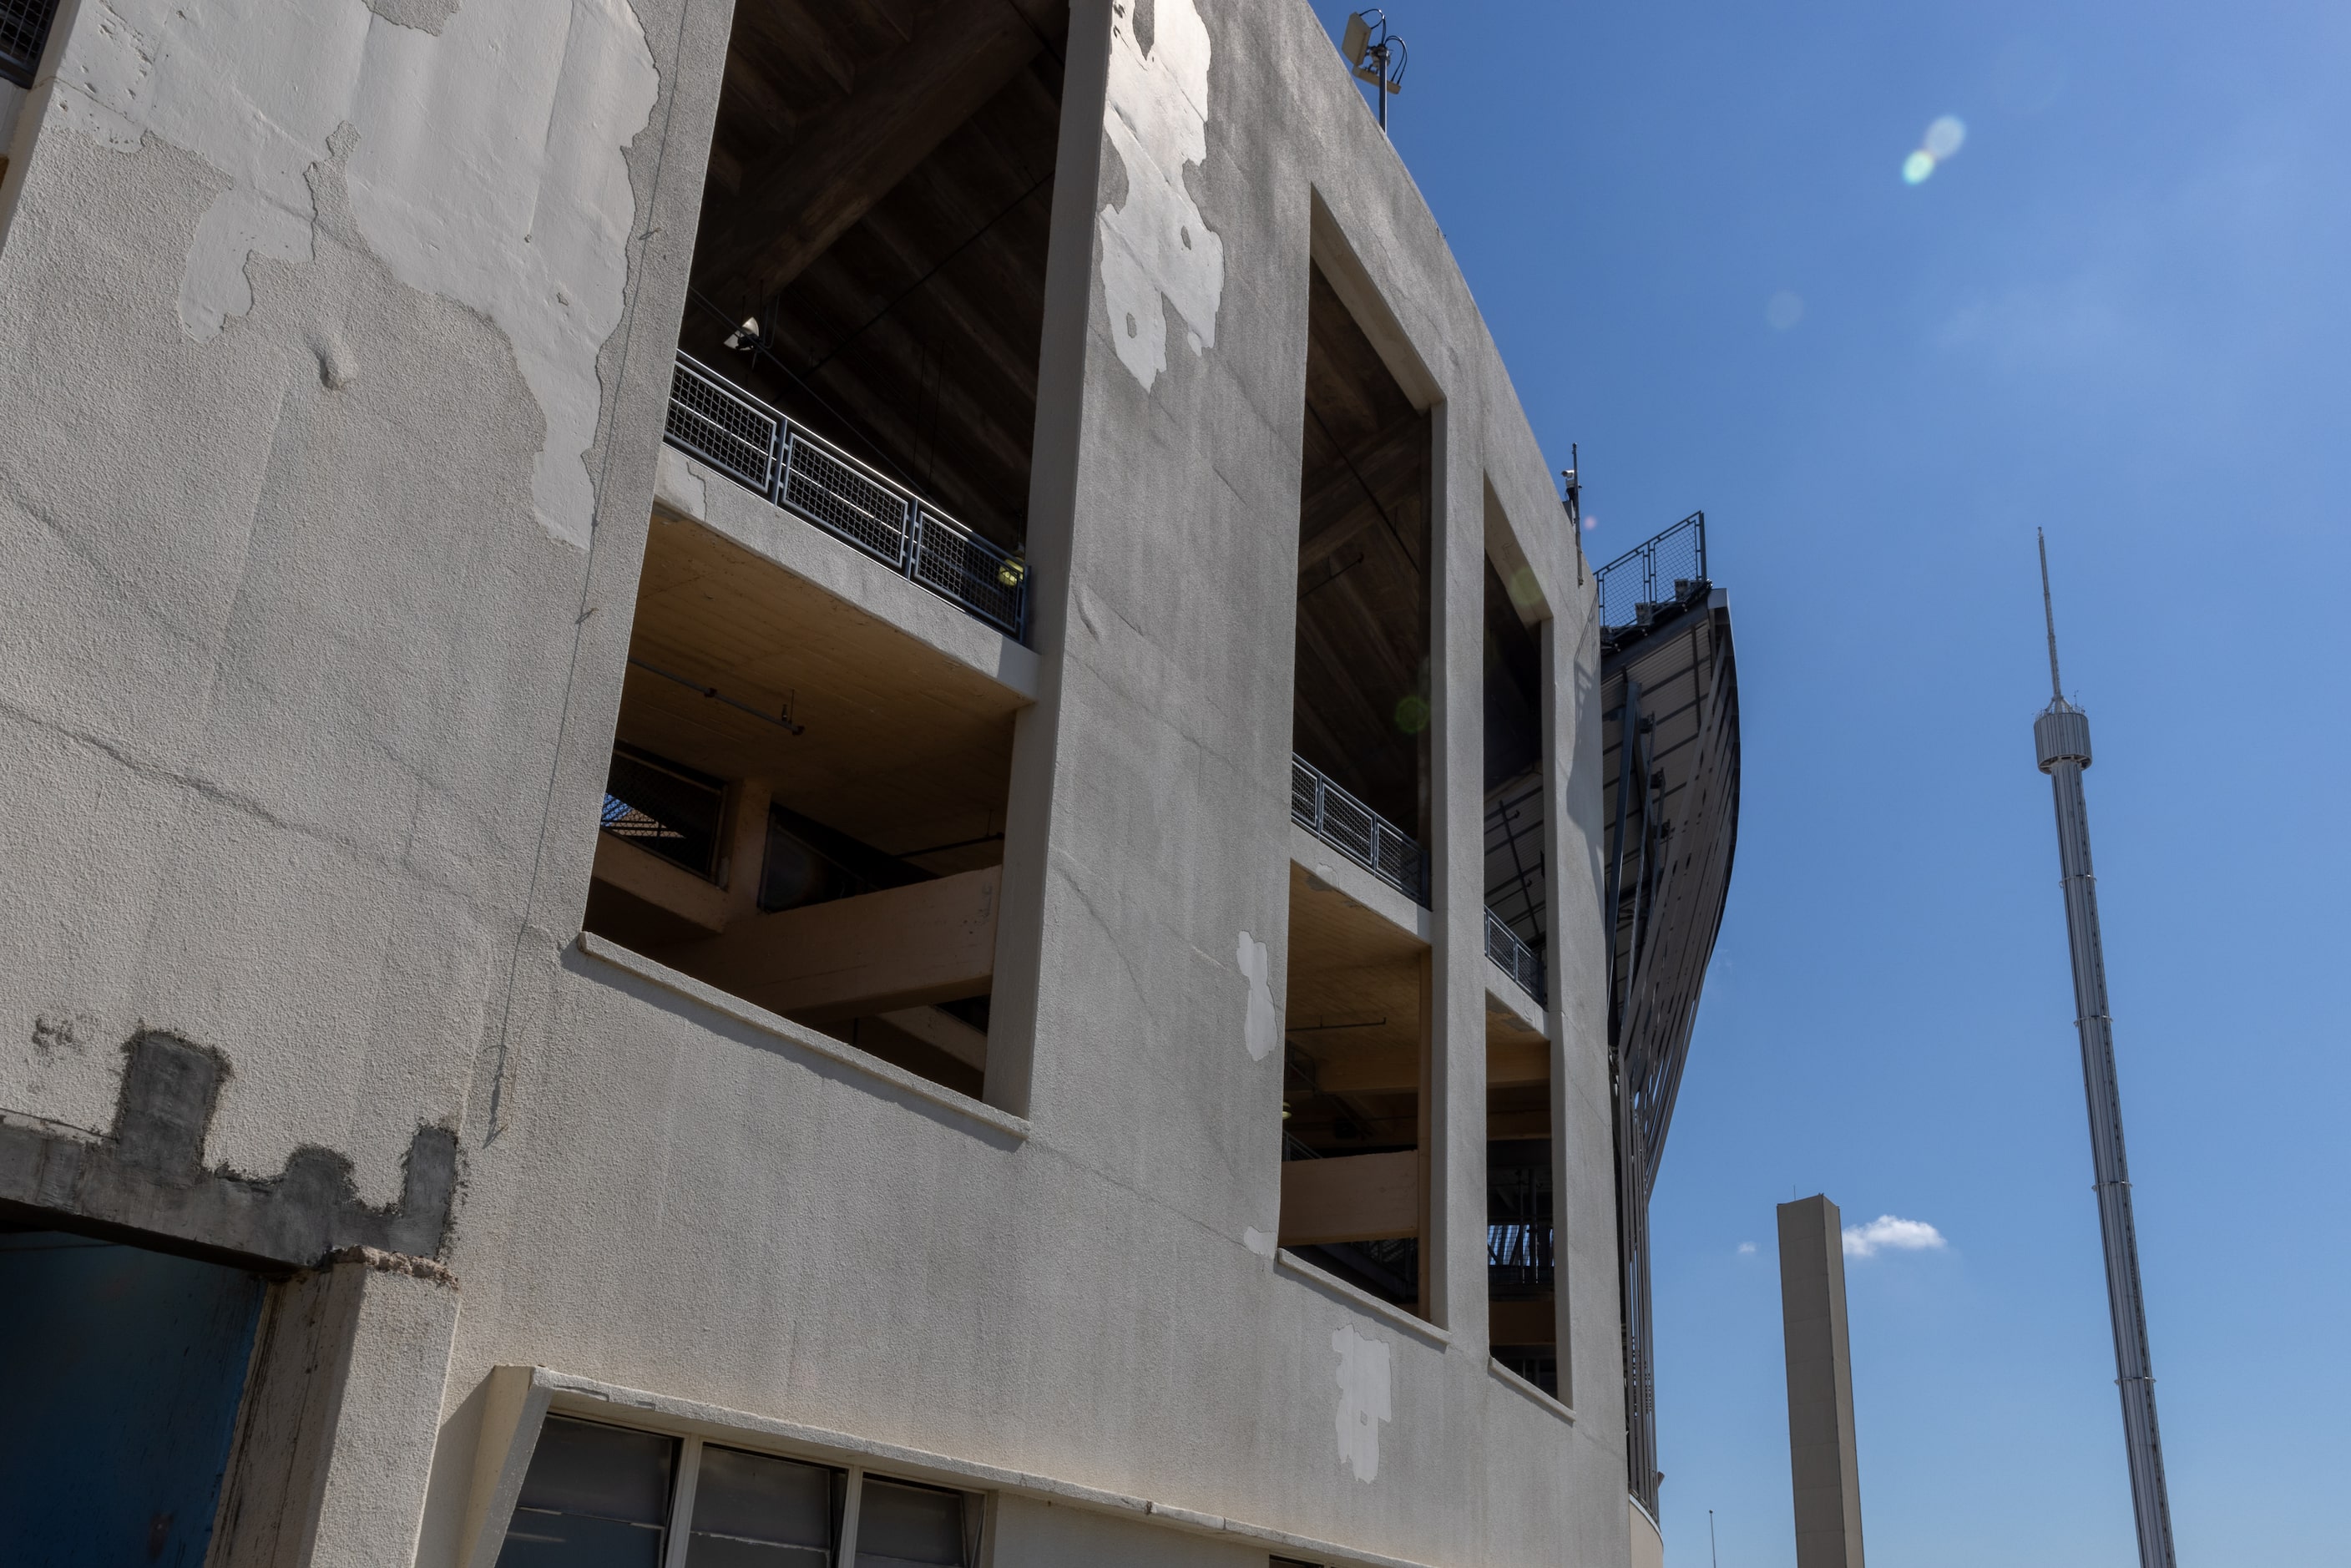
left=687, top=1446, right=836, bottom=1565
left=499, top=1509, right=667, bottom=1568
left=854, top=1479, right=965, bottom=1568
left=498, top=1418, right=676, bottom=1568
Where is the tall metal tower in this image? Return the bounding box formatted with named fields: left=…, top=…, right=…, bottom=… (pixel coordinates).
left=2033, top=531, right=2179, bottom=1568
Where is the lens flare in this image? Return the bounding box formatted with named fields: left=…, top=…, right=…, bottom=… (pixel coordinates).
left=1766, top=290, right=1805, bottom=330
left=1902, top=149, right=1936, bottom=185
left=1393, top=695, right=1430, bottom=734
left=1924, top=114, right=1966, bottom=159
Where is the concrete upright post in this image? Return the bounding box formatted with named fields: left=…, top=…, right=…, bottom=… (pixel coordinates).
left=1777, top=1195, right=1866, bottom=1568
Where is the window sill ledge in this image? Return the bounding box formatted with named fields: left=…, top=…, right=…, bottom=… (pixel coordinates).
left=1488, top=1358, right=1576, bottom=1425
left=575, top=932, right=1029, bottom=1142
left=1275, top=1248, right=1451, bottom=1348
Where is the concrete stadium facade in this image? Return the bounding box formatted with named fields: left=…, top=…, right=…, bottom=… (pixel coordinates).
left=0, top=2, right=1690, bottom=1565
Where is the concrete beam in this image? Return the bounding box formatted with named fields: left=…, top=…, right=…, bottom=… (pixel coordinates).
left=661, top=867, right=998, bottom=1021
left=1488, top=1295, right=1555, bottom=1348
left=1315, top=1035, right=1546, bottom=1095
left=1278, top=1151, right=1419, bottom=1247
left=590, top=831, right=732, bottom=934
left=876, top=1004, right=988, bottom=1072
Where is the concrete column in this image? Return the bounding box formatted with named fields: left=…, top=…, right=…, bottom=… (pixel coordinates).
left=210, top=1250, right=462, bottom=1568
left=1428, top=393, right=1488, bottom=1341
left=1778, top=1195, right=1866, bottom=1568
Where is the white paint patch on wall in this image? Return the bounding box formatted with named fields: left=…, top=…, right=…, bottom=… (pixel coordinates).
left=1242, top=1226, right=1276, bottom=1259
left=48, top=0, right=657, bottom=549
left=1097, top=0, right=1222, bottom=391
left=1330, top=1323, right=1391, bottom=1482
left=1236, top=929, right=1277, bottom=1060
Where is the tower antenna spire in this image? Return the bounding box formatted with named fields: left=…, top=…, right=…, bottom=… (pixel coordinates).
left=2039, top=528, right=2064, bottom=704
left=2031, top=541, right=2181, bottom=1568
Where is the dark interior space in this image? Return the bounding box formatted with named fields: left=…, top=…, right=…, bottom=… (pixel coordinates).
left=681, top=0, right=1069, bottom=555
left=1484, top=555, right=1547, bottom=963
left=1293, top=262, right=1433, bottom=842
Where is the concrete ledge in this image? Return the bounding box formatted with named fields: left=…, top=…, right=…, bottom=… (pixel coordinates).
left=1484, top=970, right=1546, bottom=1037
left=1488, top=1358, right=1575, bottom=1426
left=486, top=1366, right=1444, bottom=1568
left=654, top=445, right=1039, bottom=702
left=1288, top=822, right=1433, bottom=945
left=574, top=933, right=1028, bottom=1141
left=1275, top=1248, right=1451, bottom=1348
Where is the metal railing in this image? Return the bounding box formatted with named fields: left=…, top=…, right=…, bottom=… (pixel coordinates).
left=1486, top=908, right=1546, bottom=1003
left=1, top=0, right=59, bottom=88
left=664, top=352, right=1029, bottom=642
left=1487, top=1219, right=1555, bottom=1287
left=1594, top=511, right=1706, bottom=636
left=1291, top=754, right=1425, bottom=903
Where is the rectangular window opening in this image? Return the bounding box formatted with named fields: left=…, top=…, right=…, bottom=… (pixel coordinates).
left=1291, top=260, right=1433, bottom=898
left=662, top=0, right=1072, bottom=642
left=584, top=512, right=1020, bottom=1103
left=496, top=1425, right=983, bottom=1568
left=1482, top=544, right=1561, bottom=1400
left=1276, top=258, right=1438, bottom=1325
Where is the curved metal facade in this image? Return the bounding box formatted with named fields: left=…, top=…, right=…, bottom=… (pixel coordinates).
left=1595, top=522, right=1742, bottom=1517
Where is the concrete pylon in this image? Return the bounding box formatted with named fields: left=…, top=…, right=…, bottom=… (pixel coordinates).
left=1778, top=1195, right=1866, bottom=1568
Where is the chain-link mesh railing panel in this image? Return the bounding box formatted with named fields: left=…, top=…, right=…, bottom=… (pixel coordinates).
left=1486, top=908, right=1547, bottom=1001
left=1291, top=757, right=1321, bottom=828
left=910, top=509, right=1025, bottom=639
left=779, top=430, right=912, bottom=569
left=0, top=0, right=59, bottom=85
left=1291, top=755, right=1425, bottom=901
left=601, top=749, right=725, bottom=880
left=1315, top=787, right=1380, bottom=868
left=1595, top=513, right=1706, bottom=634
left=665, top=357, right=777, bottom=495
left=1371, top=826, right=1422, bottom=900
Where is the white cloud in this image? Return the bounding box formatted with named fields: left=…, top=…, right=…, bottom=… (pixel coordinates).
left=1842, top=1215, right=1948, bottom=1258
left=1737, top=1242, right=1758, bottom=1256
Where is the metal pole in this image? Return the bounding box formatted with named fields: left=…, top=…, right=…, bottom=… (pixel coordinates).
left=2033, top=532, right=2179, bottom=1568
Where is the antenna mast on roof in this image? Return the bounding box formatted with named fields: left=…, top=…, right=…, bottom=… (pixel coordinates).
left=2031, top=533, right=2181, bottom=1568
left=1340, top=11, right=1408, bottom=134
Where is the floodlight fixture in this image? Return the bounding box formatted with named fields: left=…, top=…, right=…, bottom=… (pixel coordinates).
left=722, top=316, right=761, bottom=355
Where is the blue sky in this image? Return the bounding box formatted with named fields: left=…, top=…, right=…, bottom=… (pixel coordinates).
left=1308, top=1, right=2351, bottom=1562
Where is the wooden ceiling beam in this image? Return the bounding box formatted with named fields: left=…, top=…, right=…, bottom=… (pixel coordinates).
left=695, top=0, right=1045, bottom=302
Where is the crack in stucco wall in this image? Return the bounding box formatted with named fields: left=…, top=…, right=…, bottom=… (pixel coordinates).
left=48, top=0, right=657, bottom=549
left=1098, top=0, right=1222, bottom=391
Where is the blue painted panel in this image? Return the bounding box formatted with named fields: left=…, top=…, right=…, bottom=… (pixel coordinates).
left=0, top=1231, right=265, bottom=1566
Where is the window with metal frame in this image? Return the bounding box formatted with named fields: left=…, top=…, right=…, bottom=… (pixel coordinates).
left=497, top=1419, right=983, bottom=1568
left=498, top=1417, right=678, bottom=1567
left=1, top=0, right=62, bottom=89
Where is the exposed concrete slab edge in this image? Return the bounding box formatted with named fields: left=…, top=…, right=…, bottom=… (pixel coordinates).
left=1274, top=1247, right=1451, bottom=1348
left=1487, top=1358, right=1576, bottom=1426
left=523, top=1367, right=1443, bottom=1568
left=1288, top=822, right=1433, bottom=945
left=574, top=933, right=1029, bottom=1141
left=653, top=445, right=1041, bottom=702
left=1483, top=970, right=1546, bottom=1036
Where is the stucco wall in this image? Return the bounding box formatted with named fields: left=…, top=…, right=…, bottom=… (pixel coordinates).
left=0, top=0, right=1632, bottom=1564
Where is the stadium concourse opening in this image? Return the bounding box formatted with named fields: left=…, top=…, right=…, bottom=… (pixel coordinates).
left=581, top=0, right=1072, bottom=1100
left=1278, top=259, right=1436, bottom=1323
